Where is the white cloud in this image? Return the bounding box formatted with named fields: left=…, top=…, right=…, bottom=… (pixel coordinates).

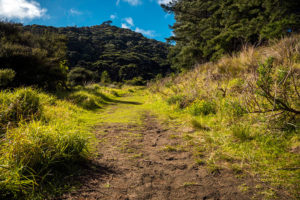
left=121, top=17, right=155, bottom=38
left=110, top=14, right=117, bottom=20
left=121, top=23, right=130, bottom=29
left=135, top=27, right=155, bottom=37
left=0, top=0, right=47, bottom=20
left=158, top=0, right=173, bottom=5
left=126, top=0, right=141, bottom=6
left=69, top=8, right=82, bottom=16
left=117, top=0, right=141, bottom=6
left=124, top=17, right=134, bottom=27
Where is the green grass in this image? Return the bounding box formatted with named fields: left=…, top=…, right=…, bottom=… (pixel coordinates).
left=145, top=77, right=300, bottom=198
left=0, top=84, right=125, bottom=199
left=2, top=82, right=297, bottom=199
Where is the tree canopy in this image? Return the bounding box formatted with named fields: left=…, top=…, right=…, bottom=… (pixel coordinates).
left=162, top=0, right=300, bottom=70
left=25, top=23, right=171, bottom=84
left=0, top=22, right=68, bottom=90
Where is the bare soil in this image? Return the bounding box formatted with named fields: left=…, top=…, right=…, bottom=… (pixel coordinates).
left=58, top=109, right=279, bottom=200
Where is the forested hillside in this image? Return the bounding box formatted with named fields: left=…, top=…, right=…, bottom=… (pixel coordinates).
left=24, top=22, right=171, bottom=85
left=0, top=22, right=68, bottom=90
left=0, top=0, right=299, bottom=199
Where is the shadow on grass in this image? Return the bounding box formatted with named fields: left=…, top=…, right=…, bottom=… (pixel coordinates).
left=40, top=160, right=116, bottom=200
left=55, top=88, right=143, bottom=110
left=113, top=100, right=143, bottom=105
left=0, top=159, right=116, bottom=200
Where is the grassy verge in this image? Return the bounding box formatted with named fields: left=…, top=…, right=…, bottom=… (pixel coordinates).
left=143, top=93, right=299, bottom=199
left=0, top=84, right=126, bottom=199
left=145, top=36, right=300, bottom=199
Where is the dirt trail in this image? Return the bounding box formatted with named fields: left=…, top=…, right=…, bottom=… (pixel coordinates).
left=61, top=98, right=266, bottom=200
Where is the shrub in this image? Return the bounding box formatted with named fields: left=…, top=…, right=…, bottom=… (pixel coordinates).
left=125, top=76, right=146, bottom=86
left=189, top=100, right=217, bottom=116
left=68, top=67, right=96, bottom=86
left=0, top=68, right=15, bottom=88
left=101, top=71, right=111, bottom=84
left=245, top=57, right=300, bottom=127
left=0, top=88, right=42, bottom=132
left=167, top=95, right=185, bottom=105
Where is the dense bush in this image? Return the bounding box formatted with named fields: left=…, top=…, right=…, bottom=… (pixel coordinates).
left=100, top=70, right=111, bottom=84
left=24, top=23, right=171, bottom=83
left=0, top=68, right=15, bottom=88
left=162, top=0, right=300, bottom=70
left=68, top=67, right=97, bottom=86
left=125, top=76, right=146, bottom=86
left=0, top=22, right=68, bottom=90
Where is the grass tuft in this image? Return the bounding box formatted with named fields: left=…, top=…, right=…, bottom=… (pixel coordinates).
left=0, top=84, right=121, bottom=199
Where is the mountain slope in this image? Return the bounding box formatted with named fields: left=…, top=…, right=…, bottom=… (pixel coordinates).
left=25, top=22, right=171, bottom=84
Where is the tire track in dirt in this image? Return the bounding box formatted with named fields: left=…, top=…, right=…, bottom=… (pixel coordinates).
left=60, top=109, right=269, bottom=200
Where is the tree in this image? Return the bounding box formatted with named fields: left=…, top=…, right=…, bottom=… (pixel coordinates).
left=68, top=67, right=96, bottom=86
left=0, top=22, right=68, bottom=90
left=0, top=69, right=15, bottom=88
left=101, top=71, right=111, bottom=84
left=26, top=22, right=171, bottom=83
left=162, top=0, right=300, bottom=70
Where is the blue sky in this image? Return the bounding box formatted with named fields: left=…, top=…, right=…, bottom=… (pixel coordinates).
left=0, top=0, right=175, bottom=42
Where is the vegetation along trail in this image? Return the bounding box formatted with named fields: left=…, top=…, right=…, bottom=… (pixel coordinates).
left=60, top=90, right=287, bottom=200
left=1, top=0, right=299, bottom=199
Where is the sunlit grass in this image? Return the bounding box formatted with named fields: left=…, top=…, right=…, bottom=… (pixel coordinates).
left=145, top=36, right=300, bottom=198
left=0, top=84, right=122, bottom=199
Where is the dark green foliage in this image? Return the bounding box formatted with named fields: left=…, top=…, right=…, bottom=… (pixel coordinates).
left=100, top=71, right=111, bottom=84
left=0, top=22, right=68, bottom=90
left=0, top=68, right=15, bottom=88
left=162, top=0, right=300, bottom=70
left=125, top=76, right=146, bottom=86
left=24, top=23, right=171, bottom=84
left=68, top=67, right=97, bottom=86
left=189, top=100, right=217, bottom=116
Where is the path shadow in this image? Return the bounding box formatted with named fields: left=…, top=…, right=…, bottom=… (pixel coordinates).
left=49, top=160, right=116, bottom=200
left=55, top=88, right=143, bottom=111
left=113, top=99, right=143, bottom=105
